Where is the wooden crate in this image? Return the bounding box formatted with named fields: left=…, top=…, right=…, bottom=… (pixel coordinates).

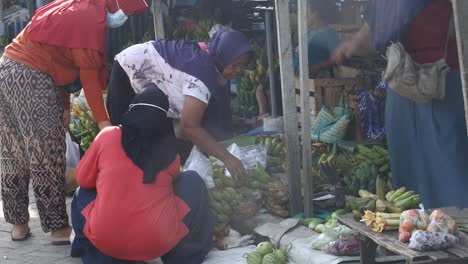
left=295, top=77, right=362, bottom=113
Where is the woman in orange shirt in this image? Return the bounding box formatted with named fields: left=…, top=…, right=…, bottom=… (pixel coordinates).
left=0, top=0, right=147, bottom=244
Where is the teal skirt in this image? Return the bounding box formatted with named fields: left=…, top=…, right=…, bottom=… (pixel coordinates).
left=386, top=70, right=468, bottom=208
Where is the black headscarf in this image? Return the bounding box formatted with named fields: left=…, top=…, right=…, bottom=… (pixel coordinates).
left=120, top=83, right=179, bottom=184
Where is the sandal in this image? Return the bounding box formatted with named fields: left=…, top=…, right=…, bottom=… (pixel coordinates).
left=11, top=228, right=31, bottom=242
left=51, top=240, right=71, bottom=246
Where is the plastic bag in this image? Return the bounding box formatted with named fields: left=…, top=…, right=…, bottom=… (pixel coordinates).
left=427, top=209, right=459, bottom=235
left=66, top=132, right=80, bottom=168
left=409, top=230, right=458, bottom=251
left=322, top=236, right=360, bottom=256
left=183, top=147, right=215, bottom=189
left=226, top=143, right=266, bottom=174
left=311, top=225, right=357, bottom=250
left=399, top=207, right=430, bottom=242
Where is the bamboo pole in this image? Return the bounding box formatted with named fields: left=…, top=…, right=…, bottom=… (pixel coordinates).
left=298, top=0, right=313, bottom=217
left=274, top=0, right=303, bottom=215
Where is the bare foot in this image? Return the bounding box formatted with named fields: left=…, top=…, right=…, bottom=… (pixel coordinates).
left=50, top=225, right=72, bottom=244
left=11, top=223, right=30, bottom=240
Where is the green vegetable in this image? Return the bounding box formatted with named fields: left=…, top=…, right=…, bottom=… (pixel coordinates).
left=307, top=218, right=323, bottom=230
left=325, top=218, right=339, bottom=229
left=245, top=252, right=263, bottom=264
left=274, top=249, right=288, bottom=264
left=262, top=252, right=280, bottom=264
left=315, top=224, right=326, bottom=233
left=331, top=209, right=348, bottom=219
left=256, top=241, right=274, bottom=256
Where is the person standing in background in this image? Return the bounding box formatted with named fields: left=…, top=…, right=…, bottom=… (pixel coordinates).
left=332, top=0, right=468, bottom=208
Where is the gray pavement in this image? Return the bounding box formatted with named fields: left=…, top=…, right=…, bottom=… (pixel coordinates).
left=0, top=190, right=80, bottom=264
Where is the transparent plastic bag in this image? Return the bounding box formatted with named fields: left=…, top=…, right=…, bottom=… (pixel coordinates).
left=322, top=236, right=360, bottom=256
left=409, top=230, right=458, bottom=251
left=226, top=143, right=266, bottom=175
left=311, top=225, right=357, bottom=250
left=183, top=147, right=215, bottom=189
left=66, top=132, right=80, bottom=168
left=399, top=206, right=430, bottom=242
left=427, top=209, right=459, bottom=235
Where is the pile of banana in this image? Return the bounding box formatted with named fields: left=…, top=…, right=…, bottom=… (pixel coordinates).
left=211, top=187, right=243, bottom=226
left=245, top=163, right=273, bottom=190
left=354, top=145, right=392, bottom=179
left=265, top=180, right=290, bottom=218
left=236, top=71, right=259, bottom=117
left=344, top=145, right=393, bottom=196
left=317, top=144, right=355, bottom=175
left=70, top=104, right=99, bottom=152
left=256, top=135, right=286, bottom=173
left=236, top=42, right=269, bottom=117
left=346, top=188, right=420, bottom=224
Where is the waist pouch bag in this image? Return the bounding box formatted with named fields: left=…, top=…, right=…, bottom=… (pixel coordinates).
left=382, top=17, right=454, bottom=103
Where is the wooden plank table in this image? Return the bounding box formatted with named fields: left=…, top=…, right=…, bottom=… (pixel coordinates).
left=337, top=213, right=468, bottom=264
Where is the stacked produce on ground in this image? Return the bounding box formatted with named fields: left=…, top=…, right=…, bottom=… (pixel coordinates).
left=244, top=241, right=290, bottom=264
left=210, top=157, right=291, bottom=249
left=345, top=145, right=393, bottom=196
left=255, top=135, right=286, bottom=173
left=70, top=103, right=99, bottom=152
left=346, top=187, right=421, bottom=224
left=265, top=180, right=289, bottom=218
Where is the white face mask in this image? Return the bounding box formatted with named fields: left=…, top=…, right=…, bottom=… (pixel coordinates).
left=107, top=0, right=128, bottom=28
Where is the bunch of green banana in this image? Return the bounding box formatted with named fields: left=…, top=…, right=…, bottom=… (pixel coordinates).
left=385, top=187, right=420, bottom=210
left=256, top=135, right=286, bottom=173
left=211, top=160, right=239, bottom=189
left=354, top=145, right=392, bottom=180
left=344, top=161, right=377, bottom=196
left=245, top=162, right=273, bottom=190
left=235, top=72, right=259, bottom=117
left=69, top=105, right=99, bottom=152
left=211, top=187, right=243, bottom=226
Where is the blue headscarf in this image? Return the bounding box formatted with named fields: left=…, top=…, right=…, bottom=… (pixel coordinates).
left=365, top=0, right=434, bottom=51
left=152, top=31, right=252, bottom=140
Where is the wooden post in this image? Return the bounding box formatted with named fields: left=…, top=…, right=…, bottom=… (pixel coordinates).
left=452, top=0, right=468, bottom=135
left=153, top=0, right=165, bottom=40
left=274, top=0, right=303, bottom=215
left=297, top=0, right=313, bottom=217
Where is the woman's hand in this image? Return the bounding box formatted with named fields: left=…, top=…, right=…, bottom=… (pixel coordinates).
left=330, top=40, right=359, bottom=65
left=98, top=120, right=112, bottom=130
left=223, top=154, right=247, bottom=180
left=330, top=23, right=371, bottom=65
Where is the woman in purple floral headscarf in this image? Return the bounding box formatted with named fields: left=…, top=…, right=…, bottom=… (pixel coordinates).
left=106, top=30, right=253, bottom=179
